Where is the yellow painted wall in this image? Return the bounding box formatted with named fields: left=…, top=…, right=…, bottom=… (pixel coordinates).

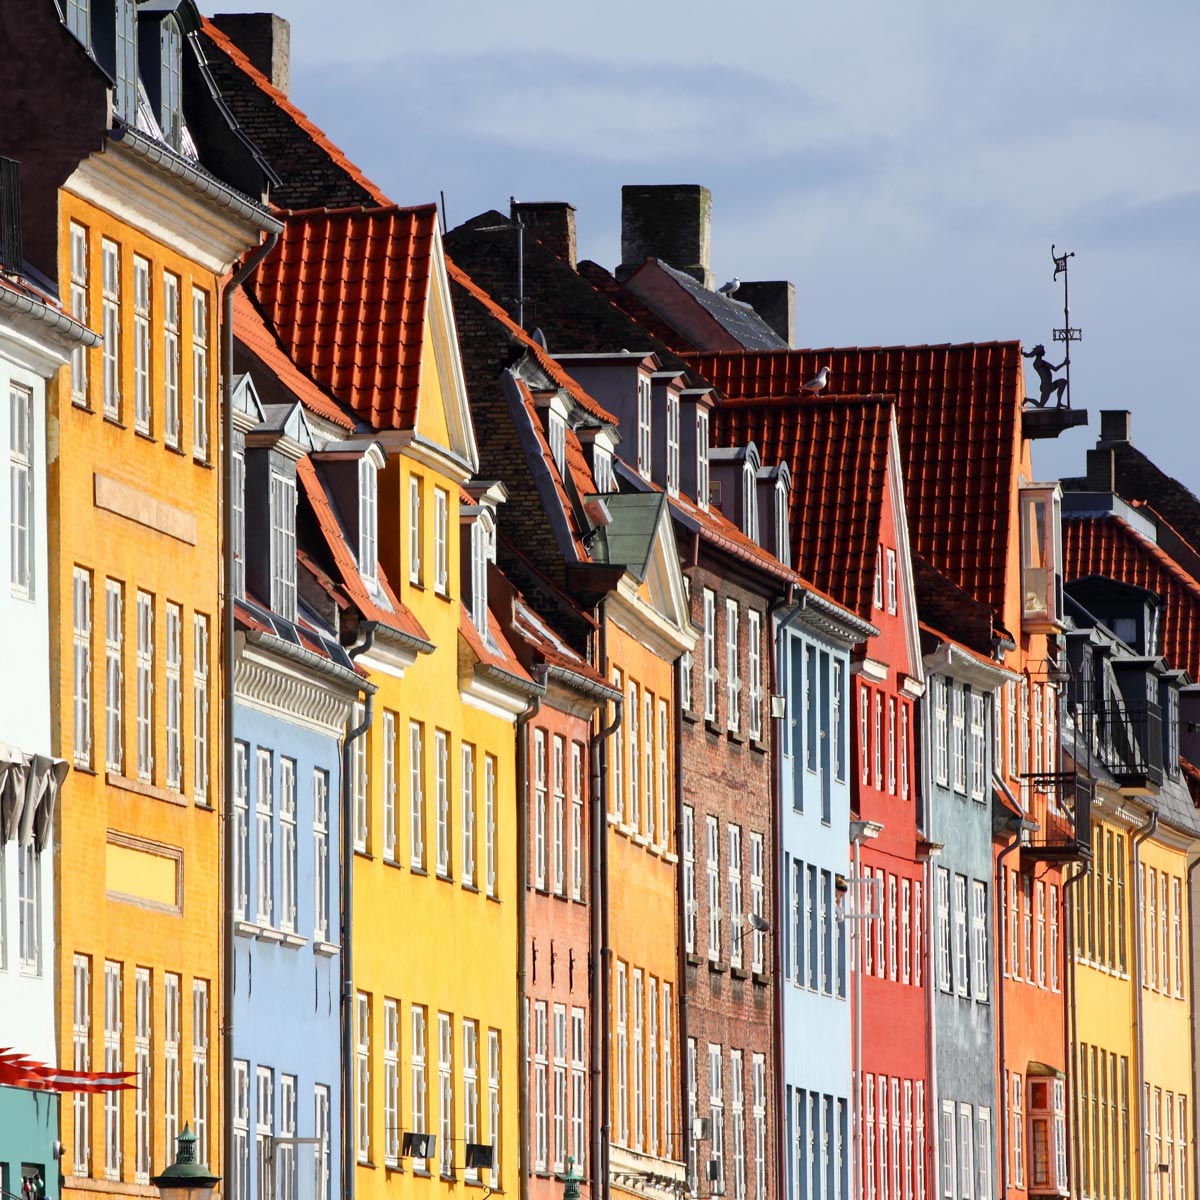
left=53, top=189, right=224, bottom=1193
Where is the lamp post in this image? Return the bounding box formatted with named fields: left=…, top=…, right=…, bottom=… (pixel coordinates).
left=559, top=1156, right=582, bottom=1200
left=152, top=1125, right=220, bottom=1200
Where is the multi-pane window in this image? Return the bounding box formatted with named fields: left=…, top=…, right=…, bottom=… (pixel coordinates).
left=73, top=955, right=92, bottom=1175
left=900, top=703, right=909, bottom=799
left=886, top=547, right=897, bottom=613
left=742, top=463, right=758, bottom=539
left=972, top=881, right=988, bottom=1002
left=657, top=700, right=669, bottom=844
left=69, top=222, right=89, bottom=405
left=731, top=1051, right=746, bottom=1200
left=165, top=603, right=183, bottom=791
left=270, top=472, right=297, bottom=621
left=384, top=1000, right=400, bottom=1167
left=232, top=448, right=246, bottom=598
left=435, top=730, right=451, bottom=878
left=666, top=388, right=680, bottom=495
left=747, top=610, right=762, bottom=740
left=359, top=456, right=378, bottom=584
left=615, top=964, right=628, bottom=1144
left=707, top=815, right=721, bottom=960
left=953, top=874, right=969, bottom=997
left=410, top=723, right=425, bottom=870
left=163, top=272, right=181, bottom=447
left=552, top=1006, right=567, bottom=1168
left=382, top=711, right=397, bottom=861
left=969, top=693, right=986, bottom=800
left=687, top=1041, right=699, bottom=1191
left=434, top=487, right=449, bottom=595
left=874, top=691, right=883, bottom=789
left=489, top=1030, right=502, bottom=1189
left=133, top=255, right=151, bottom=434
left=887, top=698, right=897, bottom=794
left=278, top=1075, right=297, bottom=1200
left=932, top=676, right=948, bottom=785
left=936, top=868, right=952, bottom=993
left=752, top=1056, right=767, bottom=1200
left=683, top=806, right=696, bottom=954
left=313, top=769, right=330, bottom=941
left=462, top=743, right=476, bottom=888
left=485, top=755, right=497, bottom=897
left=350, top=702, right=367, bottom=853
left=571, top=743, right=584, bottom=899
left=1010, top=1073, right=1024, bottom=1188
left=470, top=518, right=490, bottom=634
left=192, top=616, right=212, bottom=794
left=703, top=589, right=718, bottom=720
left=279, top=758, right=297, bottom=932
left=627, top=682, right=640, bottom=829
left=411, top=1008, right=429, bottom=1167
left=438, top=1013, right=454, bottom=1176
left=16, top=842, right=39, bottom=972
left=951, top=684, right=967, bottom=794
left=356, top=993, right=371, bottom=1162
left=314, top=1086, right=331, bottom=1200
left=9, top=384, right=32, bottom=595
left=709, top=1044, right=725, bottom=1188
left=102, top=239, right=121, bottom=419
left=193, top=981, right=209, bottom=1163
left=103, top=962, right=122, bottom=1180
left=232, top=1061, right=249, bottom=1200
left=571, top=1010, right=586, bottom=1167
left=113, top=0, right=136, bottom=117
left=647, top=983, right=659, bottom=1155
left=643, top=692, right=654, bottom=842
left=632, top=973, right=644, bottom=1148
left=726, top=599, right=741, bottom=733
left=409, top=475, right=423, bottom=584
left=553, top=735, right=566, bottom=893
left=534, top=1002, right=549, bottom=1165
left=256, top=749, right=274, bottom=926
left=750, top=833, right=765, bottom=973
left=697, top=407, right=710, bottom=510
left=134, top=968, right=152, bottom=1183
left=192, top=288, right=210, bottom=459
left=73, top=568, right=93, bottom=767
left=729, top=824, right=744, bottom=969
left=637, top=374, right=652, bottom=479
left=661, top=986, right=672, bottom=1173
left=534, top=729, right=547, bottom=887
left=256, top=1067, right=274, bottom=1200
left=135, top=591, right=154, bottom=782
left=164, top=973, right=181, bottom=1158
left=464, top=1020, right=481, bottom=1181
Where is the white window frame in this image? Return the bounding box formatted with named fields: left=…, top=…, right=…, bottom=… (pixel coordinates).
left=731, top=1051, right=746, bottom=1200
left=135, top=590, right=154, bottom=782
left=9, top=383, right=33, bottom=597
left=384, top=999, right=400, bottom=1167
left=232, top=1060, right=249, bottom=1200
left=256, top=1066, right=275, bottom=1200
left=728, top=824, right=744, bottom=969
left=314, top=1086, right=331, bottom=1200
left=637, top=374, right=652, bottom=480
left=707, top=815, right=721, bottom=961
left=411, top=1008, right=429, bottom=1168
left=697, top=407, right=710, bottom=510
left=313, top=769, right=330, bottom=942
left=464, top=1019, right=481, bottom=1181
left=572, top=1009, right=586, bottom=1168
left=435, top=730, right=451, bottom=878
left=886, top=547, right=897, bottom=614
left=704, top=589, right=718, bottom=720
left=434, top=486, right=449, bottom=595
left=615, top=965, right=628, bottom=1144
left=134, top=967, right=152, bottom=1184
left=936, top=867, right=952, bottom=993
left=953, top=874, right=970, bottom=998
left=359, top=456, right=378, bottom=585
left=70, top=221, right=90, bottom=407
left=73, top=955, right=92, bottom=1175
left=666, top=388, right=680, bottom=495
left=409, top=475, right=423, bottom=585
left=750, top=832, right=765, bottom=973
left=488, top=1029, right=502, bottom=1189
left=104, top=962, right=123, bottom=1180
left=73, top=567, right=93, bottom=768
left=163, top=271, right=180, bottom=447
left=933, top=675, right=949, bottom=786
left=165, top=602, right=183, bottom=791
left=462, top=743, right=476, bottom=888
left=278, top=1075, right=297, bottom=1200
left=101, top=239, right=121, bottom=420
left=132, top=254, right=151, bottom=435
left=972, top=880, right=989, bottom=1002
left=485, top=754, right=497, bottom=897
left=256, top=748, right=274, bottom=926
left=571, top=742, right=584, bottom=899
left=726, top=599, right=741, bottom=734
left=270, top=471, right=297, bottom=621
left=193, top=615, right=211, bottom=801
left=747, top=610, right=762, bottom=741
left=279, top=757, right=297, bottom=933
left=382, top=711, right=396, bottom=861
left=553, top=734, right=566, bottom=893
left=683, top=805, right=696, bottom=954
left=410, top=723, right=425, bottom=870
left=969, top=692, right=986, bottom=800
left=193, top=981, right=209, bottom=1164
left=192, top=288, right=210, bottom=460
left=356, top=993, right=370, bottom=1163
left=632, top=972, right=644, bottom=1149
left=438, top=1012, right=454, bottom=1177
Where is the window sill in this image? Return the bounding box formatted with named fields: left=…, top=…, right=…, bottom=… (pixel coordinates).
left=354, top=848, right=373, bottom=860
left=357, top=1159, right=375, bottom=1170
left=752, top=970, right=770, bottom=987
left=727, top=728, right=744, bottom=745
left=134, top=429, right=156, bottom=444
left=313, top=940, right=339, bottom=957
left=193, top=457, right=214, bottom=470
left=411, top=864, right=428, bottom=876
left=749, top=738, right=768, bottom=755
left=164, top=441, right=185, bottom=457
left=72, top=399, right=92, bottom=413
left=103, top=414, right=126, bottom=429
left=257, top=927, right=285, bottom=944
left=106, top=771, right=187, bottom=806
left=280, top=932, right=307, bottom=950
left=436, top=870, right=454, bottom=883
left=462, top=882, right=480, bottom=894
left=74, top=762, right=98, bottom=776
left=682, top=710, right=699, bottom=725
left=731, top=966, right=750, bottom=981
left=234, top=920, right=261, bottom=939
left=708, top=959, right=726, bottom=974
left=687, top=953, right=703, bottom=967
left=704, top=719, right=723, bottom=736
left=633, top=833, right=651, bottom=848
left=383, top=855, right=403, bottom=870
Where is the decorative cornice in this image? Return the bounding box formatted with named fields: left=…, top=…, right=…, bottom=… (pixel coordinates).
left=234, top=640, right=358, bottom=736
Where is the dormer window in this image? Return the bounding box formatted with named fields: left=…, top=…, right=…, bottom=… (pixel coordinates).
left=65, top=0, right=90, bottom=45
left=270, top=471, right=297, bottom=621
left=874, top=547, right=884, bottom=609
left=594, top=444, right=614, bottom=494
left=697, top=409, right=710, bottom=512
left=1020, top=485, right=1064, bottom=630
left=160, top=16, right=183, bottom=151
left=774, top=481, right=790, bottom=567
left=637, top=374, right=652, bottom=481
left=359, top=456, right=379, bottom=585
left=742, top=463, right=758, bottom=539
left=232, top=446, right=246, bottom=599
left=114, top=0, right=138, bottom=122
left=471, top=515, right=495, bottom=636
left=666, top=391, right=680, bottom=497
left=548, top=407, right=567, bottom=475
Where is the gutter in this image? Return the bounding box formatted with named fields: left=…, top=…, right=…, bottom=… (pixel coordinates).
left=543, top=663, right=622, bottom=705
left=109, top=123, right=281, bottom=232
left=1132, top=808, right=1159, bottom=1200
left=476, top=661, right=546, bottom=698
left=672, top=651, right=689, bottom=1195
left=243, top=628, right=374, bottom=694
left=516, top=681, right=543, bottom=1200
left=0, top=283, right=99, bottom=345
left=221, top=226, right=280, bottom=1197
left=341, top=624, right=378, bottom=1200
left=373, top=621, right=435, bottom=658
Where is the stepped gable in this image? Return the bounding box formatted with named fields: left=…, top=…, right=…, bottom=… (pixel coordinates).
left=689, top=342, right=1024, bottom=616
left=252, top=204, right=438, bottom=431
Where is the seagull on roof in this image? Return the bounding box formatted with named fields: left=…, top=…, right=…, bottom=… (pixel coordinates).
left=800, top=366, right=831, bottom=394
left=717, top=276, right=741, bottom=297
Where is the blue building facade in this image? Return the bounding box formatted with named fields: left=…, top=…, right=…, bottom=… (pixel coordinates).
left=228, top=379, right=361, bottom=1200
left=777, top=599, right=874, bottom=1200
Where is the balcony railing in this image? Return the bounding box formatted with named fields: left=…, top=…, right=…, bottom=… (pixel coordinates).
left=1085, top=699, right=1163, bottom=790
left=1022, top=772, right=1093, bottom=862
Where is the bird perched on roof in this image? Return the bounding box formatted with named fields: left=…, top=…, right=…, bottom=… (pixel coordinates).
left=800, top=366, right=831, bottom=394
left=718, top=276, right=741, bottom=297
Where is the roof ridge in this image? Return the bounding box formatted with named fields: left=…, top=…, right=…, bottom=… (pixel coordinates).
left=687, top=340, right=1024, bottom=358
left=282, top=202, right=440, bottom=221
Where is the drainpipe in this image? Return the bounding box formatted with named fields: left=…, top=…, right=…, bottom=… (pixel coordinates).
left=341, top=624, right=378, bottom=1200
left=672, top=652, right=689, bottom=1191
left=591, top=599, right=623, bottom=1200
left=995, top=812, right=1027, bottom=1198
left=1062, top=859, right=1088, bottom=1198
left=517, top=681, right=543, bottom=1200
left=221, top=226, right=279, bottom=1190
left=1132, top=808, right=1159, bottom=1200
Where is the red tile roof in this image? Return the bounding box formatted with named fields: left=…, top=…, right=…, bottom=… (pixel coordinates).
left=690, top=343, right=1024, bottom=614
left=234, top=596, right=367, bottom=678
left=1064, top=514, right=1200, bottom=680
left=233, top=289, right=356, bottom=431
left=460, top=605, right=536, bottom=690
left=510, top=594, right=616, bottom=697
left=710, top=397, right=893, bottom=618
left=199, top=18, right=390, bottom=209
left=296, top=457, right=431, bottom=648
left=252, top=205, right=439, bottom=431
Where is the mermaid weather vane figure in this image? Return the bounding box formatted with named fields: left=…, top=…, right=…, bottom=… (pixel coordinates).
left=1024, top=245, right=1082, bottom=409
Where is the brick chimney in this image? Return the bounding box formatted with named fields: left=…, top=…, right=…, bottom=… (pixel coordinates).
left=736, top=280, right=794, bottom=346
left=1099, top=409, right=1132, bottom=443
left=510, top=201, right=577, bottom=270
left=211, top=13, right=291, bottom=96
left=1085, top=448, right=1116, bottom=493
left=619, top=184, right=713, bottom=288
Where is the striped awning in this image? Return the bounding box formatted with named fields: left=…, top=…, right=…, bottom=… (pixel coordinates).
left=0, top=1048, right=134, bottom=1093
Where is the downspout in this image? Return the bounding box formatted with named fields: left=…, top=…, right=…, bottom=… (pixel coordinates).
left=517, top=682, right=543, bottom=1200
left=1062, top=860, right=1088, bottom=1199
left=341, top=624, right=377, bottom=1200
left=672, top=651, right=689, bottom=1190
left=221, top=226, right=279, bottom=1190
left=1132, top=809, right=1159, bottom=1200
left=591, top=598, right=623, bottom=1200
left=995, top=814, right=1025, bottom=1199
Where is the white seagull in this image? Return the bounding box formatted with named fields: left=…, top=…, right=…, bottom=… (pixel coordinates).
left=800, top=366, right=831, bottom=394
left=718, top=276, right=741, bottom=297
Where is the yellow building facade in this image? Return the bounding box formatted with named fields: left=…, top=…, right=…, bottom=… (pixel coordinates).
left=53, top=137, right=273, bottom=1196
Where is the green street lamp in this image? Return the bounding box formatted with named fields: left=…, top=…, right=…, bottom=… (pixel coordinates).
left=558, top=1156, right=582, bottom=1200
left=152, top=1125, right=220, bottom=1200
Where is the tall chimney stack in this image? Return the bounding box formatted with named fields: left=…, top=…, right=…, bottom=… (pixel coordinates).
left=618, top=184, right=713, bottom=289
left=510, top=201, right=577, bottom=270
left=211, top=13, right=291, bottom=96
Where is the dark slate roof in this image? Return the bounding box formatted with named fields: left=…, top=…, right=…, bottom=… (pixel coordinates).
left=651, top=260, right=788, bottom=351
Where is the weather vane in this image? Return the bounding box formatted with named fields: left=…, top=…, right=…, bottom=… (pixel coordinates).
left=1023, top=245, right=1082, bottom=409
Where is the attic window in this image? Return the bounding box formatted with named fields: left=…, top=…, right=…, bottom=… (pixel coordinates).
left=774, top=481, right=790, bottom=568
left=65, top=0, right=90, bottom=46
left=1020, top=485, right=1063, bottom=630
left=697, top=409, right=710, bottom=512
left=113, top=0, right=137, bottom=122
left=270, top=471, right=297, bottom=621
left=593, top=444, right=614, bottom=494
left=471, top=516, right=494, bottom=637
left=359, top=456, right=378, bottom=586
left=232, top=446, right=246, bottom=599
left=548, top=409, right=567, bottom=475
left=637, top=374, right=652, bottom=481
left=742, top=463, right=758, bottom=540
left=160, top=16, right=184, bottom=151
left=666, top=391, right=680, bottom=497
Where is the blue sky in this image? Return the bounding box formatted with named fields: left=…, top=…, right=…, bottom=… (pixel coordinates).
left=212, top=0, right=1200, bottom=487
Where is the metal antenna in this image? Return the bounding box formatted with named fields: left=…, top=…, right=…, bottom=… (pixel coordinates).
left=511, top=195, right=526, bottom=330
left=1051, top=245, right=1082, bottom=409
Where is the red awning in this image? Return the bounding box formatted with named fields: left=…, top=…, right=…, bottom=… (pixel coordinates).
left=0, top=1049, right=134, bottom=1093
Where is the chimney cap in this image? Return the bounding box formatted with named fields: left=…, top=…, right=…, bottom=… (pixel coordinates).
left=1098, top=409, right=1132, bottom=443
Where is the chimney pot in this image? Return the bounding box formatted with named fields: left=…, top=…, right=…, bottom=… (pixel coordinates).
left=510, top=201, right=577, bottom=270
left=1099, top=409, right=1132, bottom=444
left=211, top=13, right=291, bottom=97
left=619, top=184, right=712, bottom=289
